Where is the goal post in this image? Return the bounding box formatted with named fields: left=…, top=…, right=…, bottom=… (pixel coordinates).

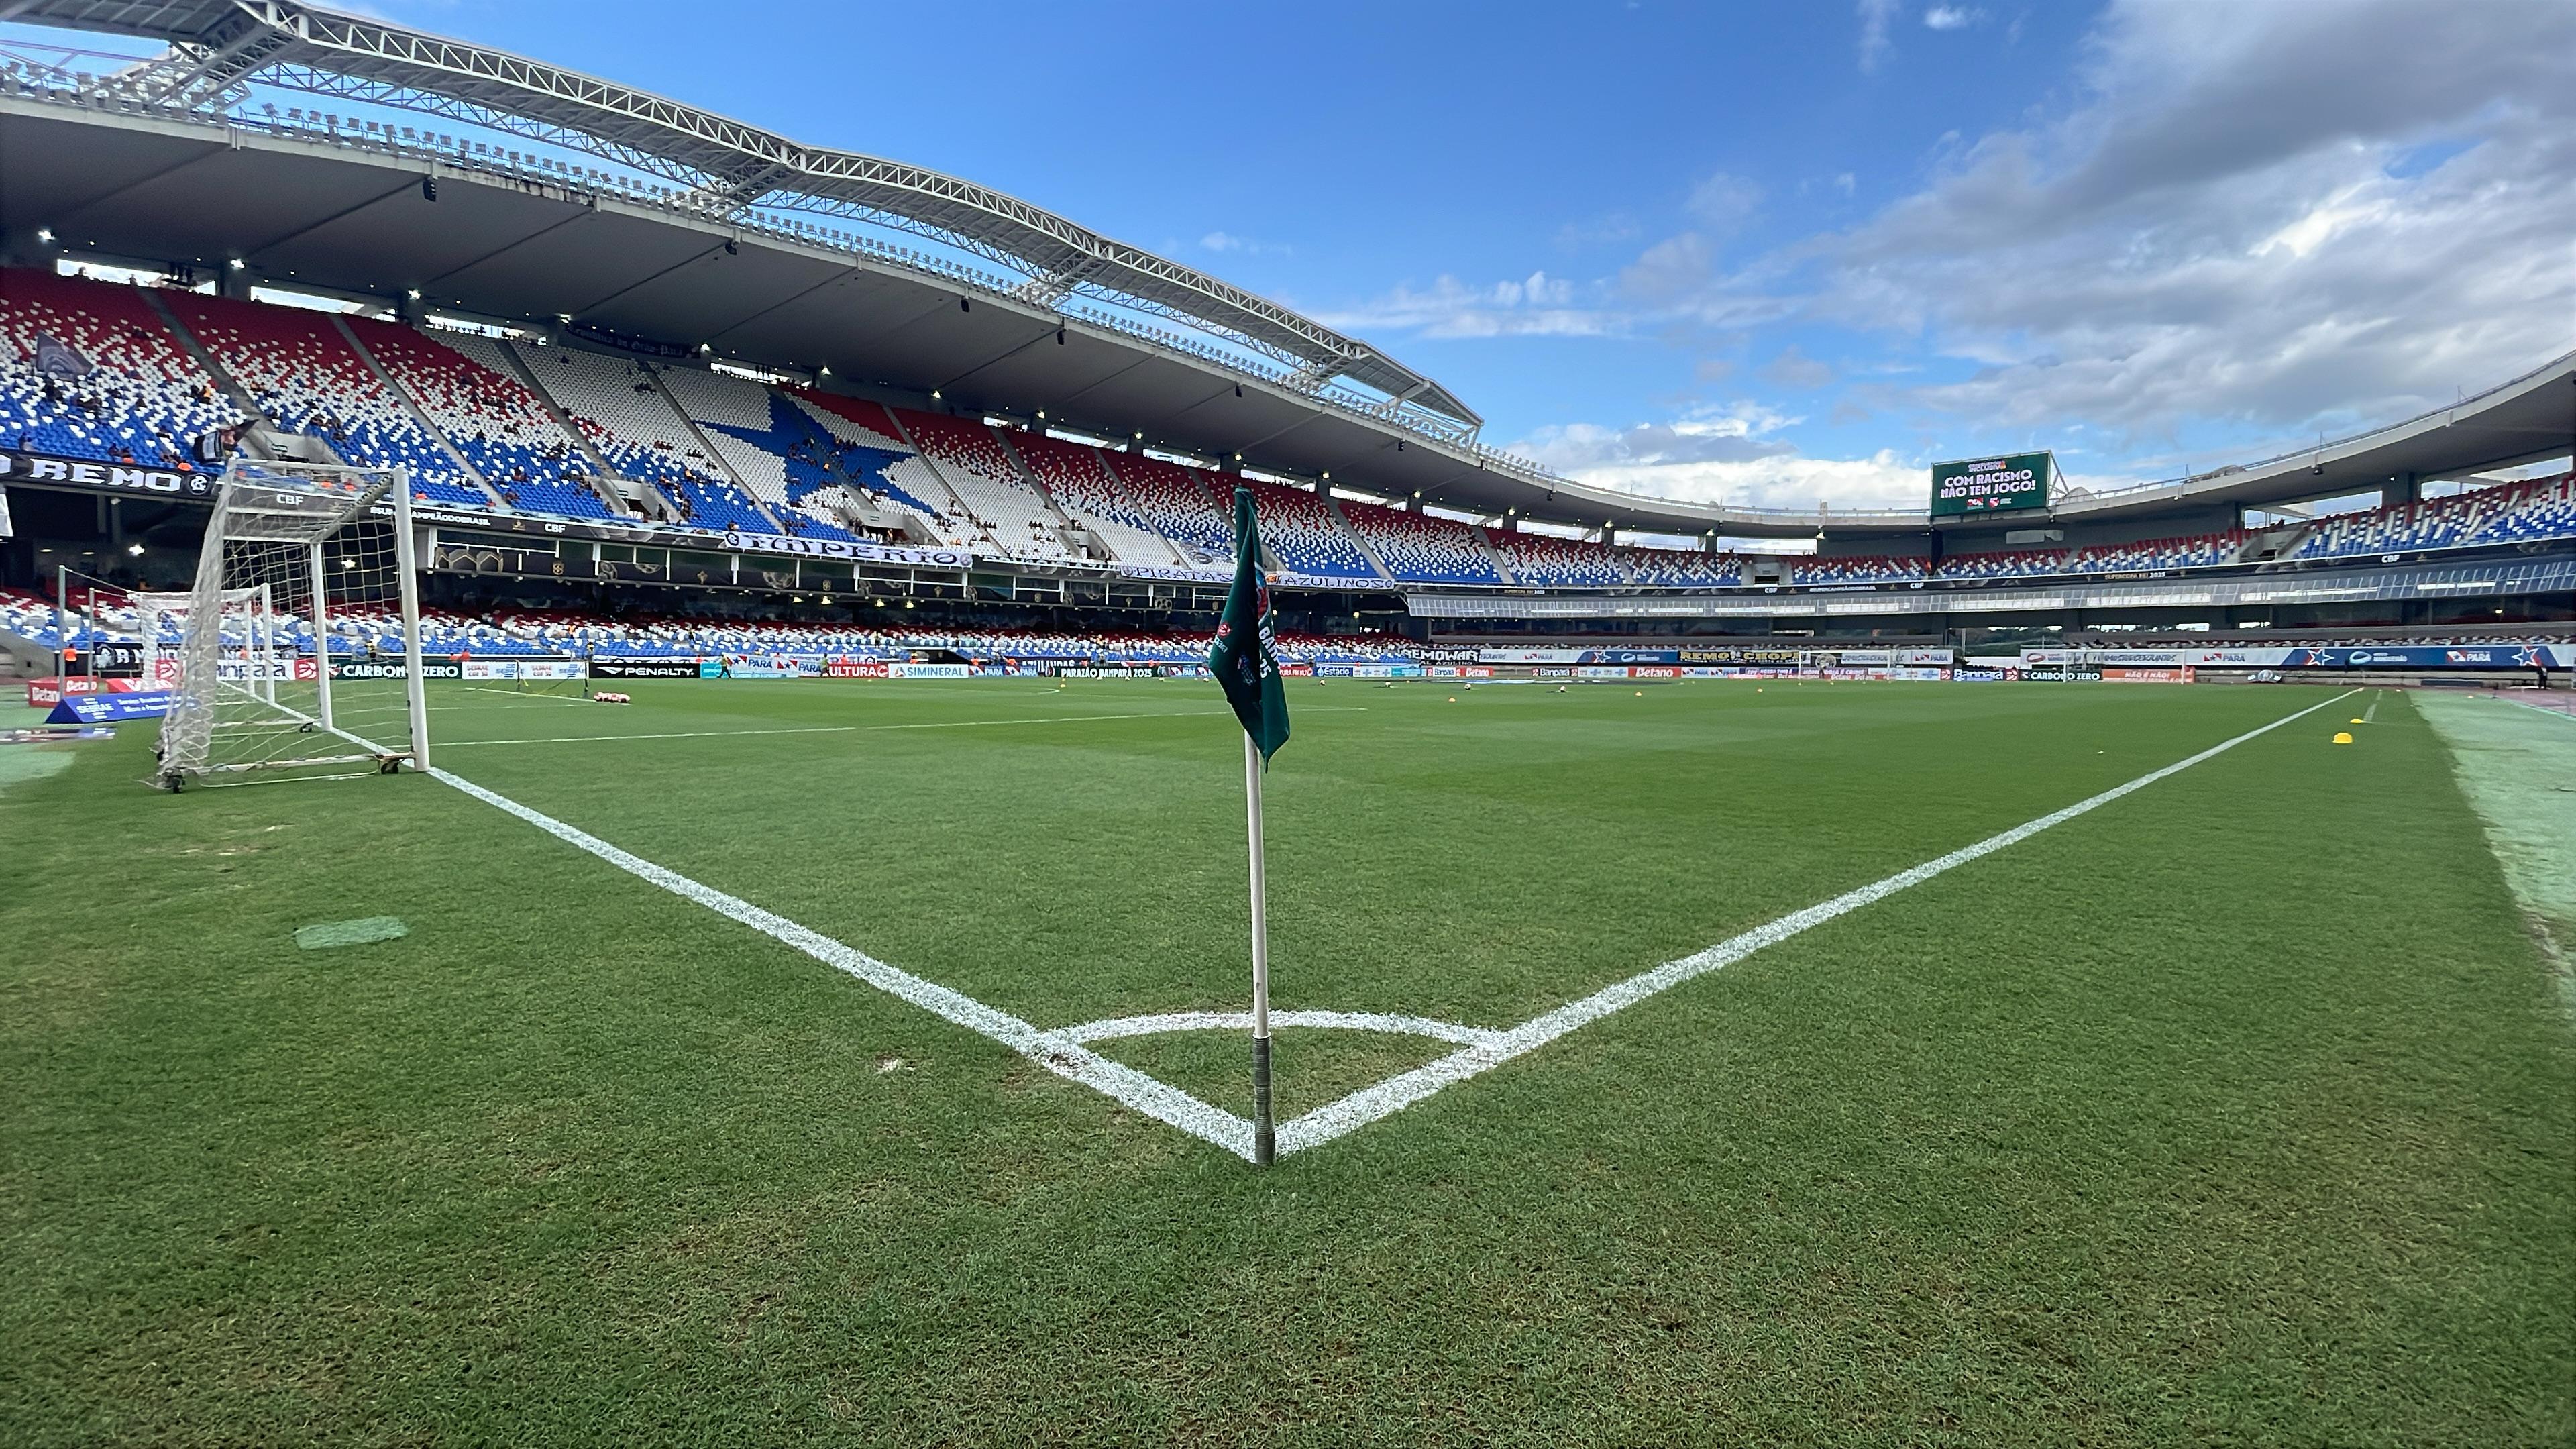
left=154, top=460, right=431, bottom=788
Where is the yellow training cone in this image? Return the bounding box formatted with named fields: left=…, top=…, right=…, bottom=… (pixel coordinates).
left=2332, top=732, right=2354, bottom=744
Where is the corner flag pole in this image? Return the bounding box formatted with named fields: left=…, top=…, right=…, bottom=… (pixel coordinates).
left=1210, top=484, right=1287, bottom=1167
left=1244, top=729, right=1275, bottom=1166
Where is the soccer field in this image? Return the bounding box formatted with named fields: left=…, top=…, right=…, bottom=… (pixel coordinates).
left=5, top=678, right=2571, bottom=1444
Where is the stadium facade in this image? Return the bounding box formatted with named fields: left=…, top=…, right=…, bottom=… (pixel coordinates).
left=1, top=1, right=2571, bottom=661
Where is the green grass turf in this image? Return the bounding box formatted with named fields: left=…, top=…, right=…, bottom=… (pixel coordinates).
left=3, top=678, right=2570, bottom=1444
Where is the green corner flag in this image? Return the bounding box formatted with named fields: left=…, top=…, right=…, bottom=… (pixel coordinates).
left=1210, top=486, right=1287, bottom=1166
left=1209, top=487, right=1289, bottom=764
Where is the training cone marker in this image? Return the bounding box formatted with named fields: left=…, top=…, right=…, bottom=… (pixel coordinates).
left=2350, top=717, right=2365, bottom=724
left=2332, top=731, right=2354, bottom=744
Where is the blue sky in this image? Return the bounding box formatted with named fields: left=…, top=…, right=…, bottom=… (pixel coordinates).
left=31, top=0, right=2575, bottom=510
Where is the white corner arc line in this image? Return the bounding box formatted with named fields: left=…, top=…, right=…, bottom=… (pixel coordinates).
left=427, top=688, right=2352, bottom=1167
left=1059, top=1010, right=1503, bottom=1047
left=1272, top=688, right=2365, bottom=1156
left=425, top=766, right=1260, bottom=1161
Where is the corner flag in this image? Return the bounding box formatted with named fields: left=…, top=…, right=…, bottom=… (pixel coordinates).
left=1208, top=487, right=1289, bottom=763
left=1209, top=486, right=1287, bottom=1165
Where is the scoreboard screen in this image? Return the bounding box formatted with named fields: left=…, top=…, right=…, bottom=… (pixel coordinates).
left=1931, top=451, right=2053, bottom=517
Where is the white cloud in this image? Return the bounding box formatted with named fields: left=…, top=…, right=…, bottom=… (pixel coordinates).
left=1199, top=231, right=1291, bottom=257
left=1503, top=402, right=1919, bottom=510
left=1684, top=172, right=1762, bottom=230
left=1762, top=345, right=1836, bottom=390
left=1554, top=211, right=1642, bottom=249
left=1566, top=450, right=1925, bottom=512
left=1336, top=0, right=2575, bottom=512
left=1857, top=0, right=1900, bottom=72
left=1923, top=5, right=1985, bottom=31
left=1307, top=271, right=1621, bottom=339
left=1809, top=0, right=2576, bottom=446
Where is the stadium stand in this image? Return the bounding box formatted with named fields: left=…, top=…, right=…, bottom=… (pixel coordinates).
left=782, top=390, right=981, bottom=548
left=162, top=291, right=489, bottom=507
left=653, top=364, right=867, bottom=541
left=887, top=408, right=1075, bottom=562
left=2288, top=474, right=2576, bottom=561
left=0, top=269, right=244, bottom=472
left=1244, top=480, right=1380, bottom=580
left=1486, top=528, right=1631, bottom=586
left=1791, top=555, right=1930, bottom=585
left=2, top=587, right=1426, bottom=667
left=510, top=343, right=773, bottom=533
left=13, top=585, right=2573, bottom=684
left=1622, top=546, right=1739, bottom=587
left=2065, top=531, right=2247, bottom=573
left=2468, top=472, right=2576, bottom=544
left=1106, top=452, right=1235, bottom=566
left=14, top=285, right=2568, bottom=597
left=1337, top=499, right=1502, bottom=584
left=346, top=319, right=617, bottom=520
left=1934, top=548, right=2068, bottom=580
left=1009, top=431, right=1181, bottom=566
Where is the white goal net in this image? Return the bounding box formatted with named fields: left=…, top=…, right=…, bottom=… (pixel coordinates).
left=154, top=460, right=430, bottom=788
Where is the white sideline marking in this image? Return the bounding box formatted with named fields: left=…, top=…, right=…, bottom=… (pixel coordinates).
left=427, top=689, right=2352, bottom=1165
left=1060, top=1010, right=1503, bottom=1048
left=427, top=766, right=1261, bottom=1159
left=1271, top=688, right=2361, bottom=1155
left=871, top=709, right=1227, bottom=730
left=434, top=707, right=1369, bottom=748
left=460, top=686, right=596, bottom=707
left=437, top=724, right=862, bottom=747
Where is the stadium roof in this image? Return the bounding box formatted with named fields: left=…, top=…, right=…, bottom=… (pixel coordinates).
left=3, top=0, right=1479, bottom=426
left=1, top=5, right=2567, bottom=543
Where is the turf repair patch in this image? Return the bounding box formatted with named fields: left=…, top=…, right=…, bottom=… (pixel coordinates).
left=2417, top=691, right=2576, bottom=1016
left=294, top=916, right=411, bottom=951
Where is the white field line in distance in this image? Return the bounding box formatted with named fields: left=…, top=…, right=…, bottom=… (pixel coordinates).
left=433, top=706, right=1371, bottom=749
left=432, top=688, right=2351, bottom=1164
left=457, top=686, right=596, bottom=707
left=1273, top=687, right=2363, bottom=1155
